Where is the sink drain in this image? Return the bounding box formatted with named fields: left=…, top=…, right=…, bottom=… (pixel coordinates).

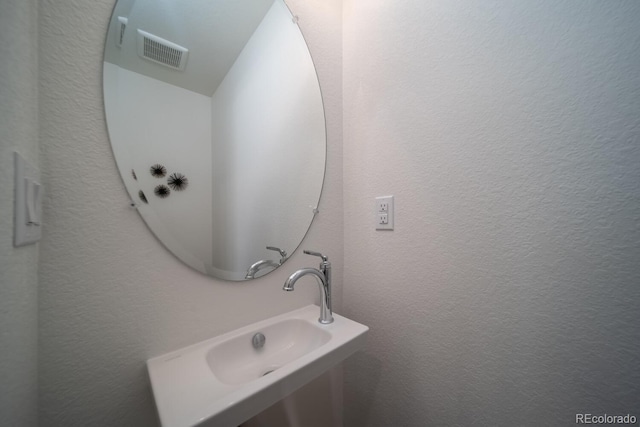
left=262, top=370, right=275, bottom=376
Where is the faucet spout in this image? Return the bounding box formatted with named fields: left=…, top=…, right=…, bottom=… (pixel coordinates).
left=283, top=266, right=333, bottom=324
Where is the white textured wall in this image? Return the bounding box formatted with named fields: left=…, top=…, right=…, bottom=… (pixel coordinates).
left=343, top=1, right=640, bottom=426
left=0, top=0, right=39, bottom=425
left=37, top=0, right=341, bottom=425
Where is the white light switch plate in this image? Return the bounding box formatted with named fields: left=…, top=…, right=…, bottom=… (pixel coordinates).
left=14, top=152, right=42, bottom=246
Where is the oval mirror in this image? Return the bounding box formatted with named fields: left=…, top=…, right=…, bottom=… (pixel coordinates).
left=103, top=0, right=326, bottom=281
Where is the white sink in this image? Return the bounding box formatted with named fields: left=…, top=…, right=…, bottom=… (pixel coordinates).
left=147, top=305, right=368, bottom=427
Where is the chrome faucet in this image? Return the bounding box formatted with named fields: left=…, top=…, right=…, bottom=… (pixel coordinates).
left=245, top=246, right=288, bottom=279
left=283, top=250, right=333, bottom=324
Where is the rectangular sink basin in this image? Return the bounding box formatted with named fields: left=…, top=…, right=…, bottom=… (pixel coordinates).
left=147, top=305, right=368, bottom=427
left=207, top=318, right=331, bottom=385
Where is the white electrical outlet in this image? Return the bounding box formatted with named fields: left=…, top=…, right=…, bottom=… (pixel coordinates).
left=375, top=195, right=394, bottom=230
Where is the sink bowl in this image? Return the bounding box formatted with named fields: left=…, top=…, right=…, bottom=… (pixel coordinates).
left=207, top=318, right=331, bottom=385
left=147, top=305, right=368, bottom=427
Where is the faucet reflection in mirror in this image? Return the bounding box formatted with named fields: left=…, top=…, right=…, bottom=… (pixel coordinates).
left=245, top=246, right=288, bottom=279
left=283, top=250, right=333, bottom=324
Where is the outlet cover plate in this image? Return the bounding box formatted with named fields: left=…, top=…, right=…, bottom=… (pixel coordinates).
left=375, top=195, right=394, bottom=230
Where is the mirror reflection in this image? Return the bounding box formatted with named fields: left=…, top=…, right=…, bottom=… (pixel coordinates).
left=103, top=0, right=326, bottom=280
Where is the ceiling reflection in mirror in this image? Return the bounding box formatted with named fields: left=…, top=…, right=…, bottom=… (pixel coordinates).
left=103, top=0, right=326, bottom=280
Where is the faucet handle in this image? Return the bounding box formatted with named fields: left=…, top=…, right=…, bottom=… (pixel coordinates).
left=266, top=246, right=287, bottom=263
left=303, top=250, right=328, bottom=262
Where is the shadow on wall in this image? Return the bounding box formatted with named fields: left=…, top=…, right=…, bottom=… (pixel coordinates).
left=343, top=352, right=383, bottom=426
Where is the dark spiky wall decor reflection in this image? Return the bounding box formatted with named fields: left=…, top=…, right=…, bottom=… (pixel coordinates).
left=138, top=190, right=148, bottom=204
left=167, top=172, right=188, bottom=191
left=131, top=169, right=138, bottom=180
left=154, top=184, right=170, bottom=198
left=150, top=164, right=167, bottom=178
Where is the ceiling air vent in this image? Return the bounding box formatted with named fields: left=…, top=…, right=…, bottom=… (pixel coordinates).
left=136, top=29, right=189, bottom=71
left=115, top=16, right=127, bottom=48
